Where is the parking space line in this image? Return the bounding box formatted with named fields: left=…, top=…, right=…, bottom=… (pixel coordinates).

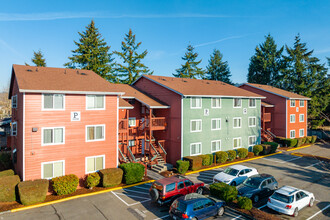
left=131, top=185, right=150, bottom=190
left=306, top=204, right=330, bottom=220
left=231, top=215, right=242, bottom=219
left=305, top=161, right=322, bottom=168
left=154, top=214, right=170, bottom=220
left=279, top=157, right=301, bottom=163
left=257, top=204, right=267, bottom=209
left=115, top=192, right=151, bottom=200
left=121, top=189, right=149, bottom=194
left=111, top=191, right=130, bottom=206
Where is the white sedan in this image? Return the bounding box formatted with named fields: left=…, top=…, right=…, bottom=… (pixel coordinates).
left=213, top=165, right=258, bottom=186
left=267, top=186, right=315, bottom=217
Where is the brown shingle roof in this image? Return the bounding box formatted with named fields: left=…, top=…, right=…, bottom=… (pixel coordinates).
left=245, top=83, right=311, bottom=100
left=119, top=98, right=133, bottom=109
left=261, top=101, right=274, bottom=107
left=138, top=75, right=264, bottom=98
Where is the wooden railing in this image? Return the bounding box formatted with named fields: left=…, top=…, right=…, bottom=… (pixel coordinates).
left=119, top=119, right=128, bottom=131
left=151, top=117, right=166, bottom=127
left=263, top=113, right=271, bottom=122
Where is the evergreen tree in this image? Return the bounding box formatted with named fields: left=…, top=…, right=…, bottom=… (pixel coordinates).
left=173, top=45, right=204, bottom=79
left=64, top=20, right=116, bottom=82
left=114, top=29, right=153, bottom=84
left=247, top=34, right=283, bottom=86
left=204, top=49, right=232, bottom=84
left=31, top=50, right=46, bottom=67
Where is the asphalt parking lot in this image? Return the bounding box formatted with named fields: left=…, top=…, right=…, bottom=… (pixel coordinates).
left=1, top=145, right=329, bottom=220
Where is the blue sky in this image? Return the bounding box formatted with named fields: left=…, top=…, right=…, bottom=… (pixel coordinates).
left=1, top=0, right=330, bottom=89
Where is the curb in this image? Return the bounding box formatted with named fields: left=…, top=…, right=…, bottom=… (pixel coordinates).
left=286, top=144, right=312, bottom=152
left=225, top=206, right=255, bottom=220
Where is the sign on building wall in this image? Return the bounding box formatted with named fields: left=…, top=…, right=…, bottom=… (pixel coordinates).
left=243, top=108, right=247, bottom=114
left=204, top=109, right=210, bottom=116
left=71, top=112, right=81, bottom=121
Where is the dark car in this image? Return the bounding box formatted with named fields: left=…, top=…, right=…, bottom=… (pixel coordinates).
left=149, top=175, right=204, bottom=206
left=169, top=193, right=225, bottom=220
left=237, top=174, right=278, bottom=203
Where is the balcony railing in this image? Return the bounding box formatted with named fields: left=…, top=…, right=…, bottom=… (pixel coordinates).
left=263, top=113, right=271, bottom=122
left=119, top=119, right=128, bottom=131
left=151, top=117, right=166, bottom=130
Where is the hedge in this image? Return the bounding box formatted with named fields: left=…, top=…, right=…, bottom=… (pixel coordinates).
left=52, top=174, right=79, bottom=196
left=284, top=138, right=298, bottom=147
left=253, top=145, right=263, bottom=156
left=0, top=175, right=20, bottom=202
left=237, top=196, right=252, bottom=210
left=0, top=152, right=12, bottom=171
left=295, top=138, right=304, bottom=147
left=119, top=163, right=145, bottom=185
left=206, top=154, right=213, bottom=165
left=85, top=172, right=100, bottom=189
left=311, top=135, right=317, bottom=143
left=176, top=160, right=189, bottom=174
left=306, top=136, right=313, bottom=143
left=263, top=142, right=279, bottom=153
left=247, top=152, right=254, bottom=158
left=183, top=156, right=202, bottom=171
left=261, top=144, right=271, bottom=155
left=302, top=137, right=307, bottom=144
left=18, top=179, right=48, bottom=205
left=210, top=182, right=237, bottom=203
left=274, top=136, right=286, bottom=145
left=237, top=148, right=248, bottom=159
left=198, top=155, right=211, bottom=166
left=227, top=150, right=236, bottom=161
left=99, top=168, right=123, bottom=187
left=0, top=169, right=15, bottom=178
left=215, top=151, right=228, bottom=163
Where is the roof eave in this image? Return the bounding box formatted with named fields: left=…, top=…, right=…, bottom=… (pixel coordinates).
left=19, top=89, right=125, bottom=95
left=184, top=94, right=266, bottom=99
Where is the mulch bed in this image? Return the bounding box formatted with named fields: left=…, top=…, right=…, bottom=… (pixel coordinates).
left=228, top=202, right=281, bottom=220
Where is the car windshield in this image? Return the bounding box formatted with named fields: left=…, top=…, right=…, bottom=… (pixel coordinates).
left=272, top=192, right=294, bottom=203
left=243, top=177, right=262, bottom=188
left=223, top=168, right=239, bottom=176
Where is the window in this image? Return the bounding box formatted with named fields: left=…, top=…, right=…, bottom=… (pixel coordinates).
left=248, top=136, right=257, bottom=146
left=43, top=94, right=64, bottom=110
left=128, top=117, right=136, bottom=127
left=166, top=183, right=176, bottom=192
left=290, top=130, right=295, bottom=138
left=190, top=120, right=202, bottom=132
left=299, top=100, right=304, bottom=107
left=233, top=117, right=242, bottom=128
left=191, top=97, right=202, bottom=109
left=177, top=182, right=185, bottom=189
left=233, top=137, right=242, bottom=148
left=12, top=95, right=17, bottom=108
left=248, top=117, right=256, bottom=127
left=211, top=118, right=221, bottom=130
left=290, top=99, right=295, bottom=107
left=299, top=114, right=304, bottom=122
left=86, top=125, right=105, bottom=141
left=211, top=98, right=221, bottom=108
left=42, top=160, right=64, bottom=179
left=193, top=201, right=204, bottom=211
left=128, top=140, right=135, bottom=147
left=42, top=127, right=64, bottom=145
left=190, top=143, right=202, bottom=156
left=249, top=99, right=256, bottom=108
left=86, top=95, right=105, bottom=110
left=290, top=114, right=295, bottom=123
left=233, top=98, right=242, bottom=108
left=11, top=122, right=17, bottom=136
left=86, top=155, right=104, bottom=174
left=184, top=180, right=193, bottom=187
left=211, top=140, right=221, bottom=152
left=299, top=129, right=304, bottom=137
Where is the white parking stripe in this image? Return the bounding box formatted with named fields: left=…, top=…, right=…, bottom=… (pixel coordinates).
left=131, top=185, right=150, bottom=190
left=121, top=189, right=149, bottom=194
left=306, top=204, right=330, bottom=220
left=154, top=214, right=170, bottom=220
left=278, top=157, right=301, bottom=163
left=258, top=204, right=267, bottom=209
left=111, top=191, right=130, bottom=206
left=115, top=192, right=151, bottom=200
left=305, top=161, right=322, bottom=168
left=231, top=215, right=242, bottom=219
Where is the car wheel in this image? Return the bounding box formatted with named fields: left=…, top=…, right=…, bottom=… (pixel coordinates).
left=197, top=187, right=203, bottom=194
left=293, top=208, right=298, bottom=217
left=309, top=198, right=314, bottom=207
left=217, top=207, right=225, bottom=216
left=150, top=188, right=159, bottom=202
left=231, top=181, right=236, bottom=186
left=253, top=195, right=259, bottom=203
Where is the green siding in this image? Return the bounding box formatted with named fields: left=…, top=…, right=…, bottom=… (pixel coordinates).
left=182, top=97, right=261, bottom=157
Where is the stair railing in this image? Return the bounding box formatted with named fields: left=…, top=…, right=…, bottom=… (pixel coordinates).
left=127, top=146, right=137, bottom=162
left=118, top=148, right=127, bottom=162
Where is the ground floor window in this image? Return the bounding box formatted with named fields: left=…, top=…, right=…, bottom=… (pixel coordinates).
left=233, top=137, right=242, bottom=148
left=42, top=160, right=64, bottom=179
left=190, top=142, right=202, bottom=156
left=211, top=140, right=221, bottom=152
left=86, top=155, right=105, bottom=173
left=248, top=136, right=257, bottom=146
left=299, top=129, right=304, bottom=137
left=290, top=130, right=295, bottom=138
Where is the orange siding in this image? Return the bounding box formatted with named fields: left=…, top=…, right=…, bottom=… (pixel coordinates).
left=286, top=100, right=307, bottom=138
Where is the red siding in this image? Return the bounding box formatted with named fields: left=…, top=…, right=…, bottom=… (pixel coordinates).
left=286, top=100, right=307, bottom=138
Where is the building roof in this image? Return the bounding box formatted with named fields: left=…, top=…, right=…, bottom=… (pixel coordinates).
left=136, top=75, right=265, bottom=98
left=243, top=83, right=311, bottom=100
left=9, top=65, right=124, bottom=97
left=261, top=101, right=275, bottom=107
left=119, top=98, right=133, bottom=109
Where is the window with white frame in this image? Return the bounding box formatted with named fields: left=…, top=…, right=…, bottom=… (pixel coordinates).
left=233, top=137, right=242, bottom=148
left=211, top=140, right=221, bottom=152
left=248, top=136, right=257, bottom=146
left=12, top=95, right=17, bottom=108
left=42, top=160, right=64, bottom=179
left=290, top=114, right=295, bottom=123
left=86, top=155, right=104, bottom=173
left=86, top=125, right=105, bottom=141
left=11, top=122, right=17, bottom=136
left=43, top=94, right=64, bottom=110
left=190, top=143, right=202, bottom=155
left=233, top=117, right=242, bottom=128
left=128, top=140, right=135, bottom=147
left=290, top=99, right=295, bottom=107
left=248, top=117, right=257, bottom=127
left=128, top=117, right=136, bottom=127
left=299, top=100, right=304, bottom=107
left=290, top=130, right=295, bottom=138
left=191, top=97, right=202, bottom=108
left=190, top=120, right=202, bottom=132
left=86, top=95, right=105, bottom=110
left=299, top=114, right=304, bottom=122
left=249, top=99, right=256, bottom=108
left=299, top=129, right=304, bottom=137
left=211, top=118, right=221, bottom=130
left=233, top=98, right=242, bottom=108
left=42, top=127, right=64, bottom=145
left=211, top=98, right=221, bottom=108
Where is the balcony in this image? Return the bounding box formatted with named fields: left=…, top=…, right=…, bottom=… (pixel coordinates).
left=263, top=113, right=271, bottom=122
left=119, top=119, right=128, bottom=132
left=151, top=117, right=166, bottom=130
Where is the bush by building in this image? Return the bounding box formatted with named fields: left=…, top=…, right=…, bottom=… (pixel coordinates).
left=176, top=160, right=189, bottom=174
left=99, top=168, right=123, bottom=187
left=183, top=156, right=202, bottom=171
left=210, top=182, right=237, bottom=203
left=52, top=174, right=79, bottom=196
left=302, top=137, right=307, bottom=144
left=253, top=145, right=263, bottom=156
left=0, top=175, right=20, bottom=202
left=237, top=148, right=248, bottom=159
left=206, top=154, right=213, bottom=165
left=247, top=152, right=254, bottom=158
left=85, top=172, right=100, bottom=189
left=227, top=150, right=236, bottom=161
left=295, top=138, right=304, bottom=147
left=263, top=142, right=278, bottom=153
left=0, top=169, right=14, bottom=178
left=237, top=196, right=253, bottom=210
left=261, top=144, right=271, bottom=155
left=215, top=151, right=228, bottom=163
left=18, top=179, right=48, bottom=205
left=119, top=163, right=145, bottom=185
left=284, top=138, right=298, bottom=147
left=311, top=135, right=317, bottom=143
left=198, top=155, right=211, bottom=166
left=274, top=136, right=286, bottom=146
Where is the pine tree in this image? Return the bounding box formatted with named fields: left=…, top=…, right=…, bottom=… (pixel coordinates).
left=204, top=49, right=232, bottom=84
left=247, top=34, right=283, bottom=86
left=64, top=20, right=116, bottom=82
left=114, top=29, right=153, bottom=84
left=173, top=45, right=204, bottom=79
left=31, top=50, right=46, bottom=67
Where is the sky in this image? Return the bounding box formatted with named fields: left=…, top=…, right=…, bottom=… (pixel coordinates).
left=0, top=0, right=330, bottom=90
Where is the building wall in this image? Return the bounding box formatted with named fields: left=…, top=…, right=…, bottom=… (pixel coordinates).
left=286, top=100, right=308, bottom=138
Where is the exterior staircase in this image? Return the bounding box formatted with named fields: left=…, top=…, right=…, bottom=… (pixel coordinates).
left=151, top=155, right=173, bottom=173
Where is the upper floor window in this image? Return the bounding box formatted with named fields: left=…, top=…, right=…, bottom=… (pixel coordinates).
left=290, top=114, right=295, bottom=123
left=233, top=117, right=242, bottom=128
left=43, top=94, right=64, bottom=110
left=249, top=99, right=256, bottom=108
left=86, top=95, right=105, bottom=110
left=233, top=98, right=242, bottom=108
left=299, top=100, right=304, bottom=107
left=42, top=127, right=65, bottom=145
left=12, top=95, right=17, bottom=108
left=42, top=160, right=64, bottom=179
left=299, top=114, right=304, bottom=122
left=211, top=98, right=221, bottom=108
left=190, top=120, right=202, bottom=132
left=86, top=125, right=105, bottom=141
left=128, top=117, right=136, bottom=127
left=191, top=97, right=202, bottom=109
left=211, top=118, right=221, bottom=130
left=248, top=117, right=257, bottom=127
left=11, top=122, right=17, bottom=136
left=290, top=100, right=295, bottom=107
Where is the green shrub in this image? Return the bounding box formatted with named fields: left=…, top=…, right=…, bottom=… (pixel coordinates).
left=119, top=163, right=145, bottom=185
left=52, top=174, right=79, bottom=196
left=183, top=156, right=203, bottom=171
left=215, top=151, right=228, bottom=163
left=210, top=183, right=237, bottom=203
left=284, top=138, right=298, bottom=147
left=18, top=179, right=48, bottom=205
left=227, top=150, right=236, bottom=161
left=85, top=172, right=100, bottom=189
left=0, top=175, right=20, bottom=202
left=274, top=136, right=286, bottom=145
left=0, top=152, right=12, bottom=171
left=302, top=137, right=307, bottom=144
left=307, top=136, right=313, bottom=143
left=305, top=136, right=310, bottom=144
left=253, top=145, right=263, bottom=156
left=261, top=144, right=271, bottom=155
left=176, top=160, right=189, bottom=174
left=198, top=155, right=211, bottom=166
left=263, top=142, right=279, bottom=153
left=311, top=135, right=317, bottom=143
left=99, top=168, right=123, bottom=187
left=237, top=148, right=248, bottom=159
left=295, top=138, right=303, bottom=147
left=206, top=154, right=213, bottom=165
left=247, top=152, right=254, bottom=158
left=237, top=197, right=253, bottom=210
left=0, top=169, right=14, bottom=178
